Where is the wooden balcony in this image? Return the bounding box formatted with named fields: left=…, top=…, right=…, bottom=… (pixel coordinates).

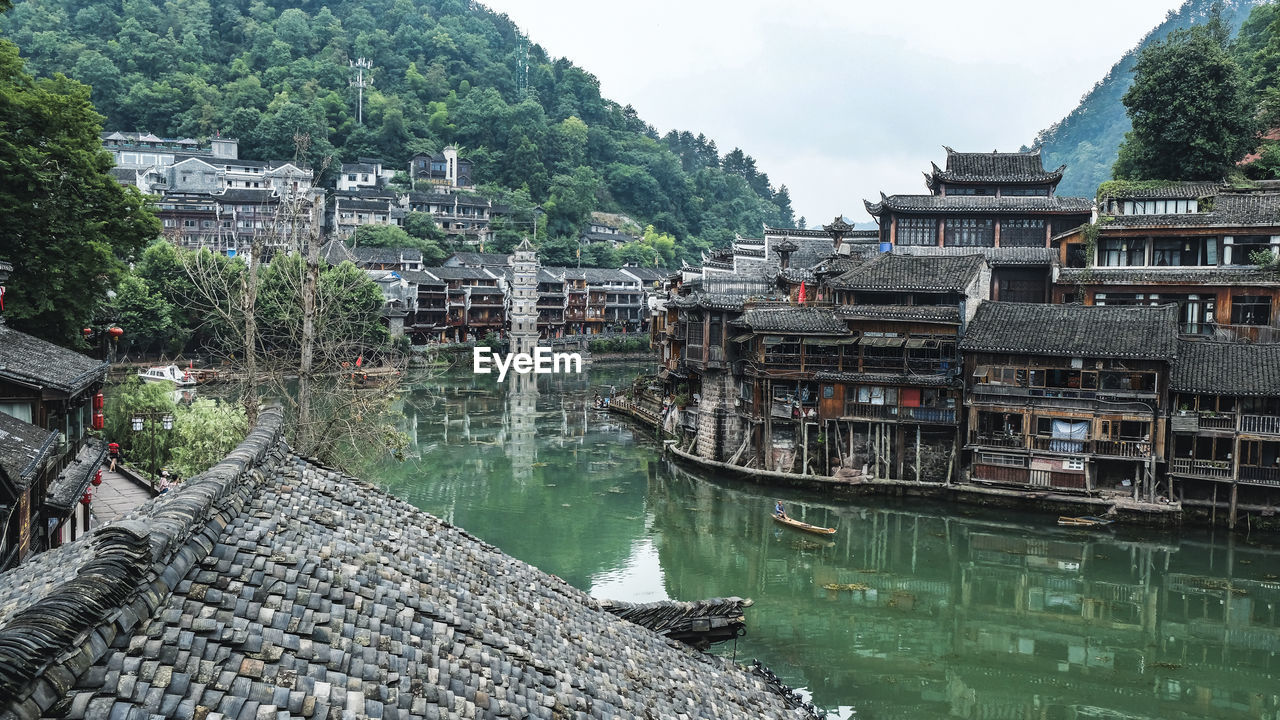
left=970, top=432, right=1025, bottom=449
left=845, top=403, right=957, bottom=424
left=1240, top=466, right=1280, bottom=486
left=1170, top=458, right=1232, bottom=479
left=1242, top=414, right=1280, bottom=436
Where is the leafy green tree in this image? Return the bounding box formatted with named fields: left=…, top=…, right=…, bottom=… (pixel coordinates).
left=351, top=223, right=445, bottom=265
left=105, top=274, right=180, bottom=355
left=168, top=398, right=249, bottom=479
left=1114, top=11, right=1256, bottom=180
left=0, top=38, right=159, bottom=346
left=104, top=379, right=177, bottom=465
left=537, top=236, right=580, bottom=266
left=544, top=166, right=600, bottom=237
left=580, top=242, right=617, bottom=268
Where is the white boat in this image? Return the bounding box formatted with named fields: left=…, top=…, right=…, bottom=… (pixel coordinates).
left=138, top=365, right=196, bottom=386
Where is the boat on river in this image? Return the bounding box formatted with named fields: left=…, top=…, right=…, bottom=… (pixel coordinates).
left=1058, top=515, right=1113, bottom=527
left=772, top=513, right=837, bottom=535
left=138, top=365, right=196, bottom=386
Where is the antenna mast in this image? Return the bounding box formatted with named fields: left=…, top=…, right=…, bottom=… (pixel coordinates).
left=349, top=58, right=373, bottom=124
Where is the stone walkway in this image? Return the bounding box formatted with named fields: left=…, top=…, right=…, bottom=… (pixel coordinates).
left=89, top=467, right=155, bottom=527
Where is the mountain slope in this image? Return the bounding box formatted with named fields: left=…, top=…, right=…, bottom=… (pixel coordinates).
left=1029, top=0, right=1261, bottom=197
left=0, top=0, right=794, bottom=262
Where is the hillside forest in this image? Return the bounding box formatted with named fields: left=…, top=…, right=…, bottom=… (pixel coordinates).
left=0, top=0, right=796, bottom=265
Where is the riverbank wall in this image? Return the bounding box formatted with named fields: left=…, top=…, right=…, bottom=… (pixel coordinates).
left=609, top=398, right=1200, bottom=530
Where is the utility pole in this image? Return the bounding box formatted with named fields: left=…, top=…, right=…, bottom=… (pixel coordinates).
left=349, top=58, right=373, bottom=125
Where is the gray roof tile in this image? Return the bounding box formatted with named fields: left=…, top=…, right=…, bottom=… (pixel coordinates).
left=830, top=253, right=984, bottom=293
left=0, top=323, right=109, bottom=396
left=960, top=301, right=1179, bottom=359
left=1171, top=340, right=1280, bottom=396
left=733, top=306, right=849, bottom=334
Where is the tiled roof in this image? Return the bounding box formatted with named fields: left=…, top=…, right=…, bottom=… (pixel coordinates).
left=779, top=268, right=816, bottom=284
left=1101, top=192, right=1280, bottom=228
left=0, top=410, right=58, bottom=491
left=425, top=266, right=496, bottom=281
left=960, top=301, right=1179, bottom=359
left=1171, top=340, right=1280, bottom=396
left=1099, top=181, right=1220, bottom=200
left=0, top=322, right=110, bottom=396
left=337, top=197, right=392, bottom=212
left=733, top=306, right=849, bottom=334
left=214, top=188, right=277, bottom=204
left=667, top=292, right=746, bottom=311
left=621, top=266, right=668, bottom=282
left=581, top=268, right=635, bottom=284
left=396, top=269, right=445, bottom=287
left=1056, top=267, right=1279, bottom=286
left=340, top=162, right=378, bottom=174
left=45, top=440, right=107, bottom=513
left=0, top=411, right=818, bottom=720
left=893, top=245, right=1058, bottom=267
left=835, top=304, right=962, bottom=323
left=444, top=252, right=511, bottom=267
left=829, top=253, right=984, bottom=293
left=321, top=242, right=422, bottom=266
left=865, top=194, right=1093, bottom=216
left=932, top=148, right=1064, bottom=185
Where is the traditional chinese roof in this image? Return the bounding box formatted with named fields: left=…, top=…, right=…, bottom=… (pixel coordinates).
left=336, top=196, right=393, bottom=212
left=397, top=269, right=446, bottom=287
left=667, top=292, right=746, bottom=311
left=926, top=148, right=1064, bottom=189
left=778, top=267, right=816, bottom=284
left=0, top=412, right=819, bottom=720
left=1099, top=181, right=1220, bottom=200
left=892, top=245, right=1058, bottom=267
left=864, top=194, right=1093, bottom=217
left=1056, top=267, right=1279, bottom=286
left=1171, top=340, right=1280, bottom=396
left=960, top=301, right=1179, bottom=360
left=1101, top=191, right=1280, bottom=228
left=443, top=251, right=511, bottom=268
left=424, top=266, right=497, bottom=281
left=44, top=440, right=107, bottom=514
left=835, top=305, right=962, bottom=323
left=321, top=242, right=422, bottom=267
left=0, top=411, right=57, bottom=493
left=213, top=188, right=278, bottom=204
left=340, top=161, right=379, bottom=174
left=620, top=266, right=667, bottom=283
left=732, top=306, right=849, bottom=334
left=581, top=268, right=636, bottom=284
left=0, top=323, right=110, bottom=396
left=829, top=253, right=985, bottom=293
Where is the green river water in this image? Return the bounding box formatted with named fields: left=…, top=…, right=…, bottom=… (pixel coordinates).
left=371, top=362, right=1280, bottom=720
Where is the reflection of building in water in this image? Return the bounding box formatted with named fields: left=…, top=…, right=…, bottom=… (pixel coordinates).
left=648, top=468, right=1280, bottom=718
left=506, top=371, right=539, bottom=484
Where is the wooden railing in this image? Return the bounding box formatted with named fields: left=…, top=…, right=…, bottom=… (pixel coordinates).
left=1094, top=439, right=1151, bottom=458
left=971, top=432, right=1025, bottom=449
left=1240, top=466, right=1280, bottom=486
left=1170, top=458, right=1232, bottom=479
left=847, top=404, right=957, bottom=424
left=1242, top=415, right=1280, bottom=436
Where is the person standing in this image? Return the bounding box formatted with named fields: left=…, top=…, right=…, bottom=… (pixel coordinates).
left=108, top=441, right=120, bottom=471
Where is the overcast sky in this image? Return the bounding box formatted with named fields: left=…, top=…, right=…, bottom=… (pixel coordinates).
left=480, top=0, right=1184, bottom=226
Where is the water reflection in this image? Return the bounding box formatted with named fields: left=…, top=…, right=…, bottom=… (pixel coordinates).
left=374, top=364, right=1280, bottom=719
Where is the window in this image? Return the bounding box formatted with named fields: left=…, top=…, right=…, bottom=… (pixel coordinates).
left=1232, top=295, right=1272, bottom=326
left=897, top=217, right=937, bottom=246
left=945, top=218, right=994, bottom=247
left=1098, top=238, right=1144, bottom=266
left=1000, top=219, right=1046, bottom=247
left=1227, top=237, right=1274, bottom=266
left=947, top=187, right=993, bottom=196
left=1003, top=186, right=1049, bottom=197
left=1063, top=458, right=1085, bottom=471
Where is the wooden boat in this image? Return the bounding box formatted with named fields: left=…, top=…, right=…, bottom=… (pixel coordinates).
left=1057, top=515, right=1113, bottom=527
left=772, top=513, right=837, bottom=536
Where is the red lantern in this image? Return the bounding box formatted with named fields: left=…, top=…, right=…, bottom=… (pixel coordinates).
left=82, top=328, right=93, bottom=336
left=93, top=393, right=104, bottom=411
left=92, top=470, right=102, bottom=486
left=107, top=327, right=124, bottom=338
left=92, top=412, right=104, bottom=430
left=81, top=492, right=92, bottom=505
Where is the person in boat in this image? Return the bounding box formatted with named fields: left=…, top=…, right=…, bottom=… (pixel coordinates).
left=593, top=392, right=602, bottom=409
left=774, top=500, right=787, bottom=519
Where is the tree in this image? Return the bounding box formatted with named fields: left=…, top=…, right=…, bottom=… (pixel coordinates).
left=167, top=398, right=249, bottom=479
left=1113, top=11, right=1256, bottom=181
left=351, top=223, right=445, bottom=265
left=104, top=274, right=180, bottom=356
left=0, top=38, right=159, bottom=345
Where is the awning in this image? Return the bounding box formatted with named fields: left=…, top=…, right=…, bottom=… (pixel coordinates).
left=804, top=337, right=851, bottom=346
left=730, top=333, right=755, bottom=343
left=973, top=365, right=990, bottom=379
left=862, top=336, right=906, bottom=348
left=762, top=336, right=785, bottom=347
left=905, top=338, right=936, bottom=349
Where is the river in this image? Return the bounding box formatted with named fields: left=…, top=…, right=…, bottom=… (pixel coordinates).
left=371, top=361, right=1280, bottom=720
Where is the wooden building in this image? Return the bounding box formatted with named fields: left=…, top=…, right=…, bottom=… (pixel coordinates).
left=960, top=302, right=1178, bottom=500
left=1168, top=340, right=1280, bottom=526
left=865, top=148, right=1091, bottom=303
left=1054, top=185, right=1280, bottom=342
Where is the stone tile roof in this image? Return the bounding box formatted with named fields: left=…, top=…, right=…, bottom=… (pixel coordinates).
left=934, top=148, right=1063, bottom=185
left=424, top=266, right=497, bottom=281
left=1056, top=267, right=1278, bottom=286
left=1171, top=340, right=1280, bottom=396
left=443, top=252, right=510, bottom=268
left=667, top=292, right=747, bottom=311
left=865, top=194, right=1093, bottom=216
left=620, top=267, right=667, bottom=283
left=1101, top=192, right=1280, bottom=229
left=581, top=268, right=634, bottom=284
left=321, top=243, right=422, bottom=267
left=733, top=306, right=849, bottom=334
left=396, top=270, right=445, bottom=287
left=829, top=253, right=984, bottom=293
left=893, top=245, right=1058, bottom=267
left=213, top=189, right=278, bottom=204
left=0, top=411, right=58, bottom=493
left=0, top=322, right=110, bottom=396
left=336, top=197, right=393, bottom=212
left=0, top=411, right=818, bottom=720
left=779, top=268, right=816, bottom=284
left=1099, top=181, right=1221, bottom=200
left=44, top=440, right=107, bottom=514
left=835, top=305, right=962, bottom=323
left=960, top=301, right=1179, bottom=360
